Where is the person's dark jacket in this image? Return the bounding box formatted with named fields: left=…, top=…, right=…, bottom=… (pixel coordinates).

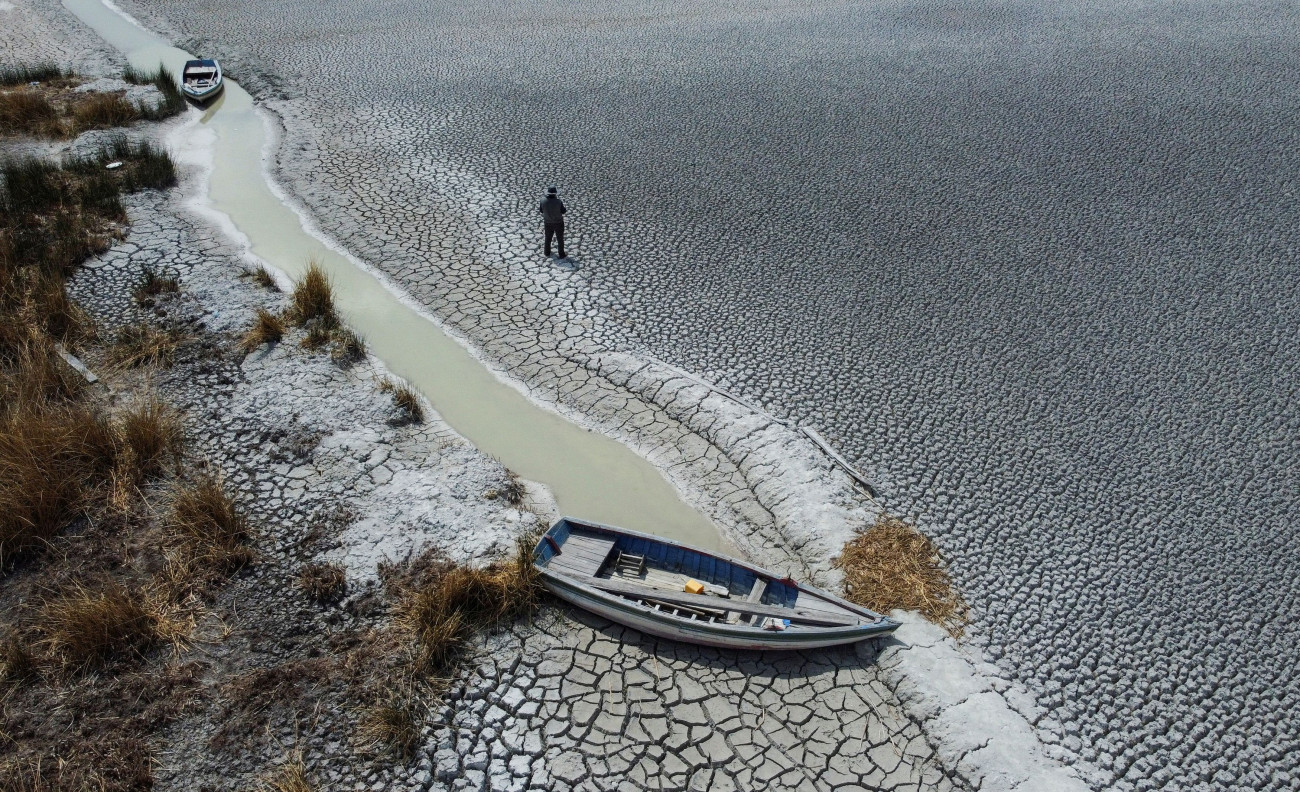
left=539, top=195, right=567, bottom=225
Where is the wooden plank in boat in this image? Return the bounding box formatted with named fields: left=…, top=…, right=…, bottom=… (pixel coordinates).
left=584, top=577, right=860, bottom=627
left=551, top=534, right=616, bottom=578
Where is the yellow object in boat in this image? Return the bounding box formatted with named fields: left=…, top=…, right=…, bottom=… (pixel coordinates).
left=684, top=579, right=705, bottom=595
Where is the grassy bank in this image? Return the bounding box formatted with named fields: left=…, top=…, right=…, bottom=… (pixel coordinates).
left=0, top=61, right=183, bottom=139
left=0, top=79, right=255, bottom=788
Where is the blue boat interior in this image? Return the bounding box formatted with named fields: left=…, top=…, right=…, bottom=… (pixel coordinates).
left=537, top=518, right=798, bottom=609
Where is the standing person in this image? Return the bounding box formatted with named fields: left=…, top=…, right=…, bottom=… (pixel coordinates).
left=539, top=186, right=567, bottom=259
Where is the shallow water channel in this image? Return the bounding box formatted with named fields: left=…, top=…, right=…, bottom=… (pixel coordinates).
left=62, top=0, right=731, bottom=552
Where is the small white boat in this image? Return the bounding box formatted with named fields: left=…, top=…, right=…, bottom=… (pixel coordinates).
left=181, top=59, right=223, bottom=103
left=534, top=517, right=899, bottom=650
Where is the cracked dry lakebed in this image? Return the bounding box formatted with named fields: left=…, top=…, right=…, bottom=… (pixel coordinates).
left=3, top=0, right=1298, bottom=790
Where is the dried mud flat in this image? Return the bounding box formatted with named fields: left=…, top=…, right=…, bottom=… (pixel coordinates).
left=0, top=10, right=974, bottom=792
left=90, top=0, right=1300, bottom=789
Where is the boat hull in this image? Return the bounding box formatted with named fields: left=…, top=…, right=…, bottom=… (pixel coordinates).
left=182, top=82, right=223, bottom=102
left=542, top=571, right=894, bottom=650
left=535, top=517, right=899, bottom=651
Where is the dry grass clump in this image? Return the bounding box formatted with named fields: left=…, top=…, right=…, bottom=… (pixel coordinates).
left=242, top=265, right=280, bottom=291
left=0, top=88, right=60, bottom=136
left=70, top=93, right=139, bottom=131
left=132, top=265, right=180, bottom=302
left=108, top=323, right=182, bottom=367
left=120, top=63, right=185, bottom=121
left=241, top=307, right=285, bottom=352
left=299, top=320, right=332, bottom=351
left=118, top=396, right=183, bottom=478
left=357, top=690, right=421, bottom=760
left=168, top=472, right=253, bottom=574
left=329, top=327, right=365, bottom=364
left=0, top=632, right=36, bottom=681
left=34, top=582, right=164, bottom=671
left=835, top=516, right=970, bottom=638
left=483, top=473, right=526, bottom=506
left=0, top=62, right=70, bottom=86
left=0, top=64, right=182, bottom=138
left=298, top=561, right=347, bottom=603
left=393, top=534, right=540, bottom=674
left=0, top=402, right=118, bottom=565
left=256, top=754, right=315, bottom=792
left=286, top=262, right=337, bottom=328
left=378, top=377, right=423, bottom=424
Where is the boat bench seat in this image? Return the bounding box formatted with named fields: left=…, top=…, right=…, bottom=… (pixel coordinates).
left=547, top=533, right=618, bottom=579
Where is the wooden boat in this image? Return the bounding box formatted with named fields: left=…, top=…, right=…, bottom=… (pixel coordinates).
left=534, top=517, right=899, bottom=650
left=181, top=59, right=223, bottom=103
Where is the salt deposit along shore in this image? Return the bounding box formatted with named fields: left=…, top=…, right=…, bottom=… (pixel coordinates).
left=1, top=0, right=1150, bottom=789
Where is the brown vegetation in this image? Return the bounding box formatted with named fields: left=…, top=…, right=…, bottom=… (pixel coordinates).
left=35, top=582, right=163, bottom=672
left=835, top=515, right=970, bottom=638
left=0, top=63, right=183, bottom=138
left=241, top=307, right=285, bottom=352
left=0, top=399, right=118, bottom=566
left=167, top=471, right=254, bottom=576
left=118, top=396, right=184, bottom=479
left=378, top=377, right=423, bottom=424
left=391, top=533, right=541, bottom=675
left=108, top=323, right=183, bottom=368
left=247, top=266, right=280, bottom=290
left=299, top=320, right=332, bottom=351
left=298, top=561, right=346, bottom=603
left=329, top=327, right=366, bottom=364
left=0, top=80, right=240, bottom=792
left=133, top=265, right=180, bottom=303
left=357, top=689, right=422, bottom=761
left=286, top=262, right=336, bottom=328
left=256, top=754, right=316, bottom=792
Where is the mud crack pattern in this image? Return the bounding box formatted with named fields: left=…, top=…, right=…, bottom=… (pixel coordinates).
left=43, top=0, right=1300, bottom=788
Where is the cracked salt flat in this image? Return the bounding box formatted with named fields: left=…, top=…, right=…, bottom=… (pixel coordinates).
left=33, top=0, right=1300, bottom=787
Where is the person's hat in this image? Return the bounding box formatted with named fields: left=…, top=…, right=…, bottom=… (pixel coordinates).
left=547, top=186, right=558, bottom=194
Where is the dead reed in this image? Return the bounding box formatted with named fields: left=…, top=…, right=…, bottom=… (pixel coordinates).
left=108, top=323, right=182, bottom=367
left=0, top=88, right=60, bottom=136
left=257, top=754, right=315, bottom=792
left=329, top=327, right=366, bottom=365
left=298, top=562, right=347, bottom=603
left=118, top=396, right=183, bottom=479
left=243, top=265, right=279, bottom=291
left=834, top=515, right=970, bottom=638
left=0, top=401, right=118, bottom=565
left=287, top=262, right=337, bottom=328
left=394, top=533, right=540, bottom=674
left=0, top=62, right=70, bottom=86
left=70, top=93, right=139, bottom=131
left=378, top=377, right=423, bottom=424
left=299, top=320, right=332, bottom=351
left=168, top=472, right=253, bottom=574
left=357, top=690, right=422, bottom=760
left=132, top=265, right=180, bottom=302
left=241, top=308, right=285, bottom=352
left=35, top=582, right=160, bottom=671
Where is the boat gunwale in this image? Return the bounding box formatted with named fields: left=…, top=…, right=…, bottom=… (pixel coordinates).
left=539, top=569, right=899, bottom=645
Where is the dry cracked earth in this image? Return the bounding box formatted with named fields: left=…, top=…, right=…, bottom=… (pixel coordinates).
left=7, top=0, right=1298, bottom=788
left=63, top=153, right=949, bottom=791
left=94, top=0, right=1300, bottom=789
left=0, top=12, right=960, bottom=772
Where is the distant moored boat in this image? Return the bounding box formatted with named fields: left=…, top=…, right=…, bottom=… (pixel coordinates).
left=180, top=59, right=222, bottom=103
left=534, top=517, right=899, bottom=650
